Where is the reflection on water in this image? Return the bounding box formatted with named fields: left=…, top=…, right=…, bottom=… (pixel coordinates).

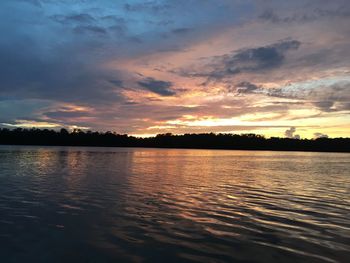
left=0, top=146, right=349, bottom=263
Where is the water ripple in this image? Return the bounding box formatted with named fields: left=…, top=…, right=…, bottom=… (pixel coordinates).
left=0, top=146, right=349, bottom=262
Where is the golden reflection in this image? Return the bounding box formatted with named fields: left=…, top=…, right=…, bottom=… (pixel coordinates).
left=124, top=149, right=350, bottom=231
left=17, top=147, right=60, bottom=177
left=126, top=149, right=266, bottom=224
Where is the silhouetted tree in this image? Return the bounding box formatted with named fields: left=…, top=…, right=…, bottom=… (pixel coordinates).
left=0, top=128, right=349, bottom=152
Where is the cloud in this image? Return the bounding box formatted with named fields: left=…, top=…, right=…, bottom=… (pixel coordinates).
left=0, top=0, right=349, bottom=137
left=0, top=38, right=126, bottom=105
left=235, top=81, right=261, bottom=94
left=261, top=78, right=350, bottom=112
left=44, top=111, right=91, bottom=119
left=314, top=132, right=329, bottom=139
left=15, top=0, right=41, bottom=7
left=73, top=25, right=107, bottom=35
left=51, top=14, right=96, bottom=25
left=124, top=2, right=170, bottom=13
left=210, top=39, right=300, bottom=77
left=284, top=127, right=300, bottom=139
left=177, top=39, right=301, bottom=81
left=259, top=3, right=350, bottom=24
left=108, top=79, right=124, bottom=87
left=137, top=78, right=176, bottom=96
left=172, top=28, right=193, bottom=35
left=313, top=101, right=335, bottom=112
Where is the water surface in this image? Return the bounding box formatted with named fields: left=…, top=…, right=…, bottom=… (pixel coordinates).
left=0, top=146, right=349, bottom=262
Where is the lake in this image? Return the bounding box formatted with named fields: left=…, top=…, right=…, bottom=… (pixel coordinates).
left=0, top=146, right=349, bottom=262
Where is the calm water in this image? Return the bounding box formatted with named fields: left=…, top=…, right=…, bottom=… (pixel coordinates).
left=0, top=146, right=349, bottom=263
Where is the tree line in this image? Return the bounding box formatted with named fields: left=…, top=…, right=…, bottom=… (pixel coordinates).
left=0, top=128, right=349, bottom=152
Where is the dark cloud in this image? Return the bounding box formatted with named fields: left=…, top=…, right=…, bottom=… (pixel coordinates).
left=73, top=25, right=107, bottom=35
left=259, top=4, right=350, bottom=24
left=137, top=78, right=176, bottom=96
left=178, top=39, right=301, bottom=81
left=0, top=99, right=51, bottom=124
left=0, top=39, right=123, bottom=105
left=259, top=9, right=319, bottom=24
left=44, top=111, right=91, bottom=119
left=51, top=14, right=96, bottom=24
left=214, top=39, right=300, bottom=76
left=124, top=2, right=170, bottom=13
left=128, top=36, right=143, bottom=44
left=235, top=81, right=261, bottom=94
left=259, top=9, right=281, bottom=23
left=271, top=101, right=305, bottom=106
left=101, top=15, right=126, bottom=24
left=156, top=45, right=188, bottom=53
left=50, top=13, right=127, bottom=37
left=16, top=0, right=41, bottom=7
left=172, top=28, right=193, bottom=34
left=108, top=80, right=124, bottom=87
left=313, top=101, right=335, bottom=112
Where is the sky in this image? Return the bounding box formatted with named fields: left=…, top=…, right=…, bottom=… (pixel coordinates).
left=1, top=0, right=349, bottom=138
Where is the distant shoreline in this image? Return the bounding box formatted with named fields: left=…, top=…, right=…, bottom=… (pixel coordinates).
left=1, top=128, right=349, bottom=153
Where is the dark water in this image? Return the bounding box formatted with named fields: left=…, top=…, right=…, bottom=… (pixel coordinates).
left=0, top=146, right=349, bottom=263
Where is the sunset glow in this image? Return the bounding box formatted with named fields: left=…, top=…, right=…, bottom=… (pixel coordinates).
left=1, top=0, right=349, bottom=138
